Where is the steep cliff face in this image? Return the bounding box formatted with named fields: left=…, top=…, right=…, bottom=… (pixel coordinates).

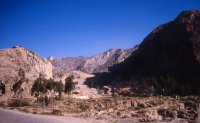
left=96, top=10, right=200, bottom=95
left=49, top=47, right=137, bottom=77
left=0, top=46, right=53, bottom=98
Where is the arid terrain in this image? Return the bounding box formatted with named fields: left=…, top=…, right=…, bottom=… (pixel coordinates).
left=0, top=96, right=199, bottom=123
left=1, top=10, right=200, bottom=123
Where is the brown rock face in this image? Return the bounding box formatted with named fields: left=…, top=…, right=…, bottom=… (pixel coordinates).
left=0, top=46, right=53, bottom=80
left=97, top=10, right=200, bottom=95
left=0, top=46, right=53, bottom=98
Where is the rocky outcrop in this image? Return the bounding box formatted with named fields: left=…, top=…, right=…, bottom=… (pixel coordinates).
left=50, top=47, right=138, bottom=76
left=0, top=46, right=53, bottom=98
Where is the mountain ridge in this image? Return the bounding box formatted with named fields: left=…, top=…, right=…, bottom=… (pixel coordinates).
left=49, top=46, right=138, bottom=76
left=94, top=10, right=200, bottom=95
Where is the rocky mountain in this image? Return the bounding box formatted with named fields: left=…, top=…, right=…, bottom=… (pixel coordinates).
left=95, top=10, right=200, bottom=95
left=0, top=45, right=136, bottom=99
left=49, top=56, right=87, bottom=77
left=81, top=47, right=138, bottom=73
left=0, top=46, right=53, bottom=98
left=49, top=47, right=138, bottom=76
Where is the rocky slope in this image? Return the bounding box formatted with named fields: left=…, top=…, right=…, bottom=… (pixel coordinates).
left=0, top=46, right=53, bottom=99
left=95, top=10, right=200, bottom=95
left=81, top=47, right=137, bottom=73
left=50, top=47, right=137, bottom=76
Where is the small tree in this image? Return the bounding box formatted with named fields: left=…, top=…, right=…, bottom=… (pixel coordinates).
left=31, top=74, right=49, bottom=107
left=32, top=75, right=64, bottom=107
left=44, top=95, right=49, bottom=106
left=0, top=82, right=5, bottom=94
left=56, top=80, right=64, bottom=99
left=12, top=68, right=26, bottom=95
left=64, top=75, right=75, bottom=97
left=31, top=74, right=45, bottom=96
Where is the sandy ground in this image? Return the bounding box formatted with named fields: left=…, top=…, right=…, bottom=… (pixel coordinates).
left=55, top=70, right=101, bottom=99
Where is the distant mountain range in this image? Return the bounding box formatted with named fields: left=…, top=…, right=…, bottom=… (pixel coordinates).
left=0, top=45, right=136, bottom=98
left=49, top=46, right=138, bottom=76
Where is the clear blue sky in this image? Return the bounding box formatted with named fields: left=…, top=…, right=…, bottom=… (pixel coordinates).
left=0, top=0, right=200, bottom=58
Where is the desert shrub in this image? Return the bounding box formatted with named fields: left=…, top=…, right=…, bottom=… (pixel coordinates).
left=158, top=109, right=176, bottom=118
left=8, top=99, right=31, bottom=107
left=55, top=96, right=63, bottom=100
left=177, top=111, right=186, bottom=119
left=79, top=103, right=90, bottom=112
left=0, top=83, right=6, bottom=94
left=137, top=109, right=146, bottom=114
left=148, top=100, right=157, bottom=107
left=51, top=109, right=62, bottom=115
left=184, top=101, right=195, bottom=107
left=21, top=108, right=31, bottom=113
left=137, top=102, right=145, bottom=109
left=0, top=101, right=6, bottom=107
left=33, top=111, right=37, bottom=114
